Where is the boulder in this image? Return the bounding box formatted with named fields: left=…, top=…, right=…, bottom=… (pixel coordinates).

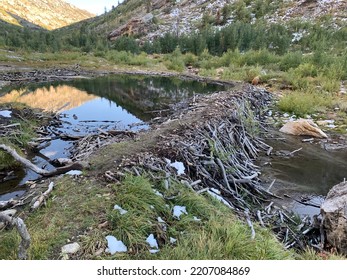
left=321, top=181, right=347, bottom=255
left=279, top=119, right=327, bottom=138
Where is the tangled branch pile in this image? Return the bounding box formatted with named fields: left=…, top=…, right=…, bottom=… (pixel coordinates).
left=107, top=85, right=322, bottom=251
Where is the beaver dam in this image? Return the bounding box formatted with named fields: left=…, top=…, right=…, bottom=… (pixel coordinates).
left=0, top=73, right=344, bottom=258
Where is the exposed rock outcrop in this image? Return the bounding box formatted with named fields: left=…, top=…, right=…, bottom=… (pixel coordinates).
left=108, top=13, right=154, bottom=41
left=279, top=119, right=328, bottom=138
left=321, top=181, right=347, bottom=255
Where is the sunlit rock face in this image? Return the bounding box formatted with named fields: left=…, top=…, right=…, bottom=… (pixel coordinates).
left=0, top=0, right=94, bottom=30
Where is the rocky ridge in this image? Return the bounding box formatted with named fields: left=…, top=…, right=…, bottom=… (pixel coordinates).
left=107, top=0, right=346, bottom=41
left=0, top=0, right=95, bottom=30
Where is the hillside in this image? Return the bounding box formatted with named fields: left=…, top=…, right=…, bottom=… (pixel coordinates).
left=61, top=0, right=346, bottom=42
left=0, top=0, right=95, bottom=30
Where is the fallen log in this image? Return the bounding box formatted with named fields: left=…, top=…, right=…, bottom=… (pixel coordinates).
left=0, top=144, right=85, bottom=177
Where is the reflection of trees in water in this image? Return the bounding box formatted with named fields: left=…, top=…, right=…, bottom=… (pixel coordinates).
left=0, top=75, right=226, bottom=121
left=69, top=75, right=226, bottom=120
left=0, top=85, right=96, bottom=112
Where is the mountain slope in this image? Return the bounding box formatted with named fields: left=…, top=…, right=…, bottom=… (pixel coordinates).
left=63, top=0, right=346, bottom=41
left=0, top=0, right=95, bottom=30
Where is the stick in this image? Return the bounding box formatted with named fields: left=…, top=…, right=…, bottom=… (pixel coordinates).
left=288, top=147, right=302, bottom=156
left=267, top=179, right=276, bottom=192
left=216, top=158, right=231, bottom=191
left=0, top=143, right=85, bottom=177
left=0, top=144, right=51, bottom=176
left=31, top=182, right=55, bottom=210
left=0, top=213, right=31, bottom=260
left=244, top=209, right=255, bottom=239
left=256, top=210, right=265, bottom=227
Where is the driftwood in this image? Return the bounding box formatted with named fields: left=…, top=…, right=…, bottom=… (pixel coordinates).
left=0, top=144, right=85, bottom=177
left=0, top=212, right=31, bottom=259
left=31, top=182, right=54, bottom=210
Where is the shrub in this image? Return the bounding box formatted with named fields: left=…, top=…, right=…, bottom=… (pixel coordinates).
left=164, top=47, right=185, bottom=72
left=279, top=51, right=304, bottom=71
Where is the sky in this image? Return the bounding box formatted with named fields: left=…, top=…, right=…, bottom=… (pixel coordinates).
left=65, top=0, right=123, bottom=15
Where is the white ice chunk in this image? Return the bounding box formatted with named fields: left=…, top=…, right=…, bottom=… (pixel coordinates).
left=170, top=237, right=177, bottom=244
left=146, top=234, right=159, bottom=249
left=0, top=110, right=12, bottom=118
left=173, top=205, right=187, bottom=220
left=154, top=190, right=163, bottom=197
left=149, top=249, right=160, bottom=254
left=170, top=161, right=185, bottom=175
left=105, top=236, right=127, bottom=254
left=113, top=205, right=128, bottom=215
left=65, top=170, right=83, bottom=176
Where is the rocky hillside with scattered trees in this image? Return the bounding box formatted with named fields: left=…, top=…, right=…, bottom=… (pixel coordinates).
left=0, top=0, right=94, bottom=30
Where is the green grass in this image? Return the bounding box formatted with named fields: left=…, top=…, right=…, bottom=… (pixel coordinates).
left=104, top=175, right=294, bottom=260
left=0, top=177, right=111, bottom=259
left=278, top=90, right=333, bottom=116
left=0, top=174, right=297, bottom=260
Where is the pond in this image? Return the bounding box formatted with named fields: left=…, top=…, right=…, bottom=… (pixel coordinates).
left=0, top=74, right=228, bottom=200
left=259, top=133, right=347, bottom=217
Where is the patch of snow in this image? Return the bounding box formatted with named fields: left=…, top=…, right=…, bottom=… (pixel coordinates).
left=170, top=161, right=185, bottom=175
left=165, top=159, right=186, bottom=176
left=154, top=190, right=164, bottom=197
left=113, top=205, right=128, bottom=215
left=193, top=216, right=201, bottom=222
left=327, top=124, right=337, bottom=128
left=65, top=170, right=83, bottom=176
left=170, top=237, right=177, bottom=244
left=157, top=217, right=165, bottom=223
left=173, top=205, right=188, bottom=220
left=0, top=110, right=12, bottom=118
left=61, top=242, right=80, bottom=254
left=105, top=236, right=127, bottom=254
left=149, top=249, right=160, bottom=254
left=146, top=234, right=159, bottom=249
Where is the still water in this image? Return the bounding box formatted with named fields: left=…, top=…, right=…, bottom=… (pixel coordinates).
left=0, top=75, right=227, bottom=200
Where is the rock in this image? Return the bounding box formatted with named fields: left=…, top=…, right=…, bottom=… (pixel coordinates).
left=108, top=13, right=154, bottom=41
left=61, top=242, right=81, bottom=254
left=251, top=76, right=260, bottom=85
left=279, top=119, right=328, bottom=138
left=321, top=181, right=347, bottom=255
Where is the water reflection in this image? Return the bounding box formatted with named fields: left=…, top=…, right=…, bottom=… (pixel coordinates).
left=0, top=74, right=227, bottom=200
left=0, top=85, right=96, bottom=112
